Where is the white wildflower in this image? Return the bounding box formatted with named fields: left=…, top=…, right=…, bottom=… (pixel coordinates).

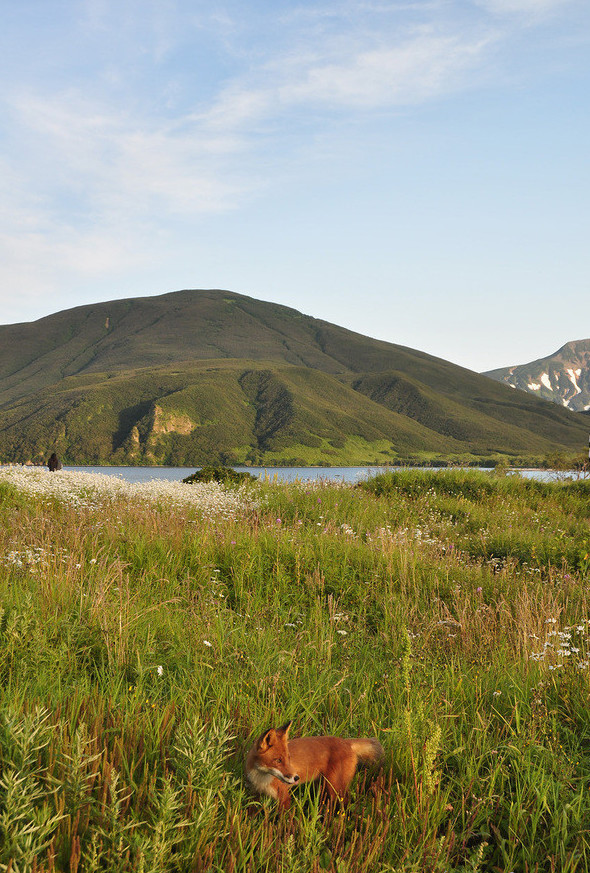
left=0, top=466, right=257, bottom=517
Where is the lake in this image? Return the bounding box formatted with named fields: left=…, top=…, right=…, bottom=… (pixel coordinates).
left=63, top=465, right=395, bottom=483
left=56, top=465, right=570, bottom=484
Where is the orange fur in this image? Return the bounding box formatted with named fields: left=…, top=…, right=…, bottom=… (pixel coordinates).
left=245, top=721, right=384, bottom=809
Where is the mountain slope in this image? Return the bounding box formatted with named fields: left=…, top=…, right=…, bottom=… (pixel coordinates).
left=484, top=340, right=590, bottom=412
left=0, top=289, right=587, bottom=465
left=0, top=361, right=465, bottom=465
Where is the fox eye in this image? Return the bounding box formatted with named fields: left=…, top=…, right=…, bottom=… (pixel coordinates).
left=273, top=757, right=283, bottom=765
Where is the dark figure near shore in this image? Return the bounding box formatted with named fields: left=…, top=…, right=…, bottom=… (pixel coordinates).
left=47, top=453, right=62, bottom=472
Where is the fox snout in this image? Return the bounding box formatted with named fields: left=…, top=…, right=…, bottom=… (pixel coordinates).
left=276, top=771, right=299, bottom=785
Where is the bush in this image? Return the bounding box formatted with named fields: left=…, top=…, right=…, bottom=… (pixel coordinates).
left=182, top=465, right=257, bottom=486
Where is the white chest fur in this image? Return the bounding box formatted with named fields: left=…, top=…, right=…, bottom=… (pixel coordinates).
left=247, top=766, right=279, bottom=799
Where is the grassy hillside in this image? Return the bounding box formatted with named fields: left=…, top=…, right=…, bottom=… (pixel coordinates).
left=1, top=358, right=587, bottom=467
left=0, top=289, right=587, bottom=465
left=0, top=362, right=460, bottom=466
left=1, top=467, right=590, bottom=871
left=350, top=371, right=588, bottom=452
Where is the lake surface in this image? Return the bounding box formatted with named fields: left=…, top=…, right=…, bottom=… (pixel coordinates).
left=63, top=465, right=395, bottom=483
left=56, top=465, right=573, bottom=484
left=2, top=464, right=579, bottom=484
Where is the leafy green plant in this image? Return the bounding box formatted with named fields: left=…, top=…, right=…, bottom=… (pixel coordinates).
left=182, top=465, right=257, bottom=485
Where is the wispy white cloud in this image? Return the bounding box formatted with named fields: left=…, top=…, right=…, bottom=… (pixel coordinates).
left=0, top=224, right=131, bottom=323
left=199, top=18, right=498, bottom=134
left=476, top=0, right=577, bottom=17
left=277, top=31, right=495, bottom=108
left=0, top=146, right=148, bottom=319
left=0, top=0, right=587, bottom=333
left=7, top=90, right=250, bottom=219
left=2, top=0, right=577, bottom=227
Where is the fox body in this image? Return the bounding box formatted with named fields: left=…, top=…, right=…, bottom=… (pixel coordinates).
left=246, top=721, right=384, bottom=809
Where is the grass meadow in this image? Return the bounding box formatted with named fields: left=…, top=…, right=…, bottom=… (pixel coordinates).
left=0, top=466, right=589, bottom=872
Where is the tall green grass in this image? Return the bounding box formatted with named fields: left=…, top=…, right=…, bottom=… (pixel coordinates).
left=0, top=470, right=589, bottom=871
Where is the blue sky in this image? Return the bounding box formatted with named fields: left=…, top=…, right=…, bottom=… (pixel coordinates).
left=1, top=0, right=588, bottom=372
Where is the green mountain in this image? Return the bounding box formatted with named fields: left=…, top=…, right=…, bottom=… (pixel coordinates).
left=0, top=289, right=587, bottom=466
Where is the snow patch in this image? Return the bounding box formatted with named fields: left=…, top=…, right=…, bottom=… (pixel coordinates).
left=566, top=368, right=582, bottom=395
left=540, top=373, right=553, bottom=391
left=527, top=382, right=541, bottom=391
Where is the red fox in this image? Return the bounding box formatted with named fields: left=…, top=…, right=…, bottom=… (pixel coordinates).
left=246, top=721, right=384, bottom=809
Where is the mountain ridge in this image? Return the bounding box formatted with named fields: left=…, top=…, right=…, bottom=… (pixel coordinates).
left=0, top=288, right=472, bottom=394
left=484, top=339, right=590, bottom=413
left=0, top=289, right=587, bottom=466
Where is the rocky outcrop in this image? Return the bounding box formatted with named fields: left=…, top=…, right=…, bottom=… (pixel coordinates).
left=484, top=340, right=590, bottom=412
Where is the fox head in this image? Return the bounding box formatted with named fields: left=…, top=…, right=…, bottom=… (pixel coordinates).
left=253, top=721, right=299, bottom=785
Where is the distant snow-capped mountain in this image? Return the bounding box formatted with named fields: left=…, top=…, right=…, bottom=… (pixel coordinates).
left=484, top=339, right=590, bottom=412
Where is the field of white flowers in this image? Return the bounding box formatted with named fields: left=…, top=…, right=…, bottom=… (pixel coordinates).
left=0, top=465, right=257, bottom=516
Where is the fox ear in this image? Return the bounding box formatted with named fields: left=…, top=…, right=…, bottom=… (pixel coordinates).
left=257, top=729, right=275, bottom=751
left=279, top=720, right=292, bottom=738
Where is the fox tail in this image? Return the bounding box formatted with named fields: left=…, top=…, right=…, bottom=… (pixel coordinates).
left=350, top=738, right=384, bottom=764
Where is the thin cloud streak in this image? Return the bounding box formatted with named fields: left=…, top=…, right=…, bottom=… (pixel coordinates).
left=7, top=91, right=251, bottom=220
left=199, top=23, right=499, bottom=133
left=278, top=32, right=496, bottom=108
left=477, top=0, right=578, bottom=18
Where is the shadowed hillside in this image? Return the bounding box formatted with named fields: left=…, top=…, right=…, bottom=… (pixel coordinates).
left=0, top=289, right=587, bottom=465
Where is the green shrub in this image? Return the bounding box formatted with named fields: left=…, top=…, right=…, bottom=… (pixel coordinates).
left=182, top=465, right=257, bottom=486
